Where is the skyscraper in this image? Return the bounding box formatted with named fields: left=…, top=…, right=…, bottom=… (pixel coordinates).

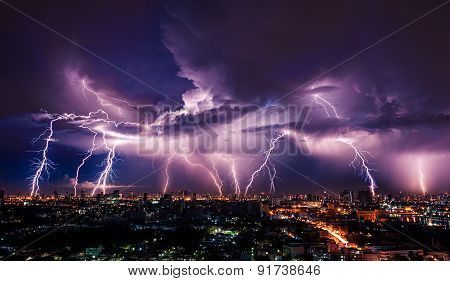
left=160, top=193, right=172, bottom=208
left=143, top=192, right=148, bottom=203
left=340, top=190, right=355, bottom=205
left=0, top=189, right=4, bottom=207
left=358, top=189, right=372, bottom=206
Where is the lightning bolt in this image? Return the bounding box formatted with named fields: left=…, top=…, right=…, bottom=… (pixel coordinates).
left=81, top=80, right=135, bottom=114
left=244, top=132, right=286, bottom=196
left=29, top=119, right=56, bottom=196
left=162, top=153, right=176, bottom=194
left=29, top=76, right=386, bottom=199
left=314, top=94, right=341, bottom=119
left=216, top=154, right=241, bottom=196
left=91, top=131, right=118, bottom=196
left=229, top=158, right=241, bottom=196
left=336, top=138, right=377, bottom=196
left=266, top=159, right=277, bottom=194
left=30, top=109, right=138, bottom=197
left=295, top=92, right=375, bottom=196
left=183, top=154, right=223, bottom=196
left=73, top=129, right=98, bottom=196
left=211, top=157, right=224, bottom=194
left=29, top=113, right=76, bottom=197
left=418, top=159, right=426, bottom=195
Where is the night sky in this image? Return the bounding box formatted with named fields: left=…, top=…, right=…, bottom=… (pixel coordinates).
left=0, top=0, right=449, bottom=195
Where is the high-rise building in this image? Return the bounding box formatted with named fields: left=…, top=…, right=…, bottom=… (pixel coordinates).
left=340, top=190, right=355, bottom=205
left=306, top=194, right=321, bottom=202
left=143, top=192, right=148, bottom=203
left=358, top=189, right=372, bottom=206
left=180, top=199, right=186, bottom=213
left=160, top=193, right=172, bottom=208
left=385, top=193, right=393, bottom=203
left=323, top=190, right=331, bottom=201
left=0, top=189, right=4, bottom=207
left=112, top=190, right=120, bottom=199
left=96, top=192, right=103, bottom=203
left=247, top=201, right=263, bottom=217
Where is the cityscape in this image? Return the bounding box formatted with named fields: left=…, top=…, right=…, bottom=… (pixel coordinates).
left=1, top=189, right=448, bottom=261
left=1, top=0, right=450, bottom=269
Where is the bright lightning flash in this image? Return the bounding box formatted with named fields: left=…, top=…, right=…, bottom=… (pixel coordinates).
left=216, top=154, right=241, bottom=196
left=30, top=108, right=138, bottom=197
left=336, top=138, right=377, bottom=196
left=418, top=159, right=426, bottom=195
left=244, top=132, right=286, bottom=196
left=183, top=155, right=223, bottom=196
left=314, top=94, right=341, bottom=119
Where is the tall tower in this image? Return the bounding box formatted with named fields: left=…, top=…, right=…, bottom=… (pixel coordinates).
left=0, top=189, right=5, bottom=207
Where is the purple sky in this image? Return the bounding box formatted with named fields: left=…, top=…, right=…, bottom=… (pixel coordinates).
left=0, top=0, right=449, bottom=196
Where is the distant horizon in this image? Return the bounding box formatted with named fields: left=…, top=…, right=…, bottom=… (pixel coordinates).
left=2, top=187, right=447, bottom=197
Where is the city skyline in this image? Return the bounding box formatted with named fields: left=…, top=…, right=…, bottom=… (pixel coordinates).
left=1, top=188, right=449, bottom=261
left=2, top=0, right=450, bottom=269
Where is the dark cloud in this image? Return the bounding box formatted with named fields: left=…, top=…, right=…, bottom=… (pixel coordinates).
left=0, top=0, right=192, bottom=117
left=362, top=113, right=450, bottom=130
left=162, top=0, right=450, bottom=109
left=1, top=0, right=450, bottom=194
